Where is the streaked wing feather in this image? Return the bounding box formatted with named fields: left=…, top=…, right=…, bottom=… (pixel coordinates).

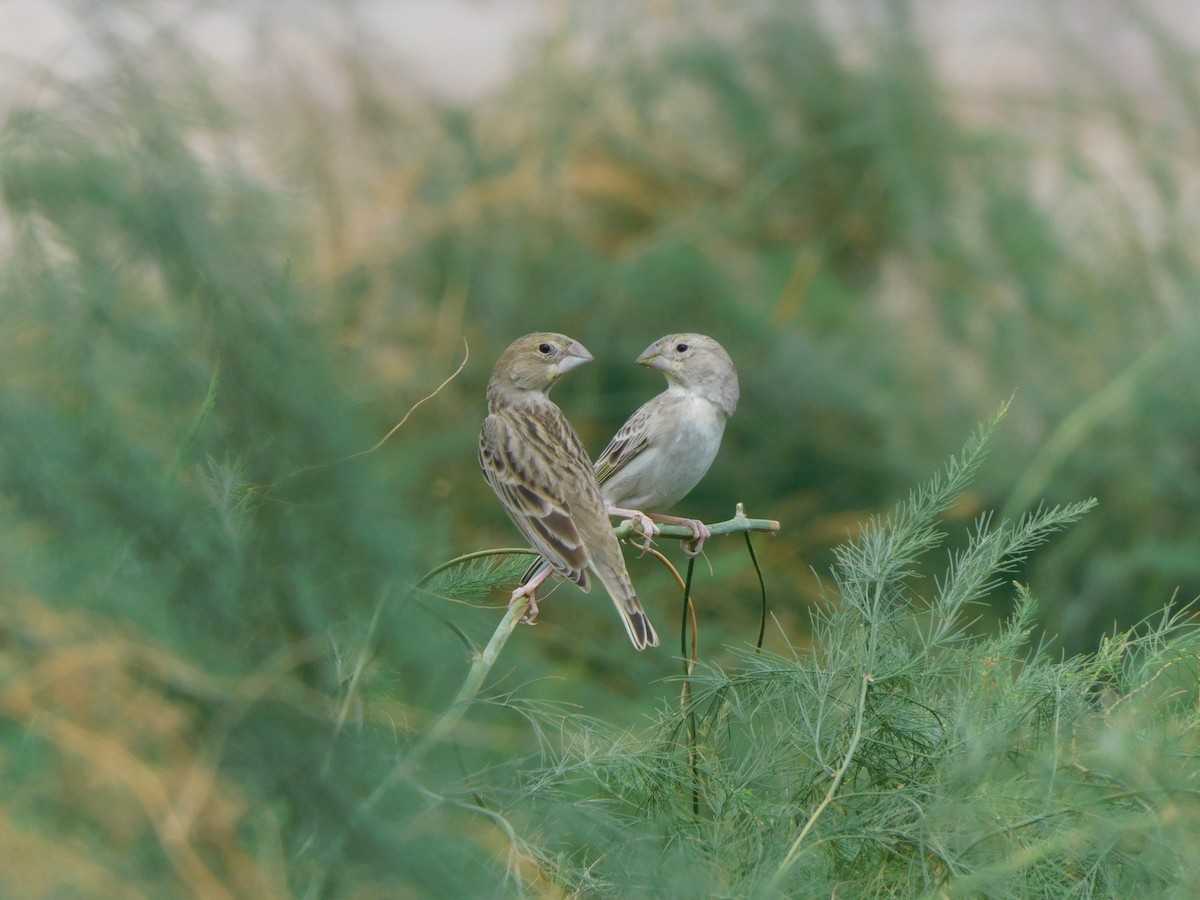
left=479, top=412, right=590, bottom=587
left=593, top=404, right=654, bottom=486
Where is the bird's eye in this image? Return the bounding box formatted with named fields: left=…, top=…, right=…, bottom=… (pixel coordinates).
left=537, top=342, right=553, bottom=355
left=675, top=342, right=690, bottom=353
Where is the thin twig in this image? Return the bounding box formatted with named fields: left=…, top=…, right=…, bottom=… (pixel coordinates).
left=637, top=545, right=702, bottom=817
left=414, top=548, right=539, bottom=593
left=310, top=595, right=528, bottom=899
left=349, top=594, right=529, bottom=833
left=746, top=532, right=766, bottom=651
left=168, top=360, right=220, bottom=482
left=735, top=500, right=769, bottom=652
left=640, top=546, right=686, bottom=592
left=768, top=672, right=874, bottom=891
left=406, top=598, right=529, bottom=765
left=613, top=511, right=779, bottom=543
left=346, top=336, right=471, bottom=459
left=681, top=554, right=700, bottom=818
left=283, top=337, right=469, bottom=483
left=321, top=584, right=392, bottom=776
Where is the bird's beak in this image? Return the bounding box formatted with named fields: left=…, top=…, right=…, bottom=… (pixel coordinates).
left=637, top=342, right=672, bottom=373
left=555, top=339, right=594, bottom=376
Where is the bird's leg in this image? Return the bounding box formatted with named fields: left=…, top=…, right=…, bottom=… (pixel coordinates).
left=608, top=505, right=660, bottom=553
left=647, top=512, right=712, bottom=557
left=510, top=565, right=552, bottom=623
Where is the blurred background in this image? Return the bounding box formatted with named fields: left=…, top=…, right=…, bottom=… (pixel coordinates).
left=1, top=0, right=1197, bottom=894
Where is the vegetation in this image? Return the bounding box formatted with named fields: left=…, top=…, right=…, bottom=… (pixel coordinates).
left=1, top=1, right=1198, bottom=895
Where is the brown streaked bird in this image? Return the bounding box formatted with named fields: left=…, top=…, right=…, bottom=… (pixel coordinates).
left=478, top=332, right=659, bottom=650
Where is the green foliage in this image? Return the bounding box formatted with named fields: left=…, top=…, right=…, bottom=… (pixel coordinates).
left=2, top=0, right=1200, bottom=896
left=432, top=418, right=1200, bottom=897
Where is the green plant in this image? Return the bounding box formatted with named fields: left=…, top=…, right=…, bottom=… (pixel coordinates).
left=4, top=1, right=1200, bottom=895
left=398, top=410, right=1200, bottom=896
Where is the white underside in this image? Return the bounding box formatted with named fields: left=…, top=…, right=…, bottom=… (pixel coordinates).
left=601, top=391, right=726, bottom=511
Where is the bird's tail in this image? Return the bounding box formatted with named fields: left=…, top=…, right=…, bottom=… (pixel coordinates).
left=530, top=549, right=659, bottom=650
left=597, top=566, right=659, bottom=650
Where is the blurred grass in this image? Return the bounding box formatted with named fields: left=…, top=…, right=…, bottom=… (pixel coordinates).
left=1, top=0, right=1199, bottom=894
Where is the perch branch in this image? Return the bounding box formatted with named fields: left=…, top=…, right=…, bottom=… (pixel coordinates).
left=409, top=506, right=779, bottom=764
left=613, top=505, right=779, bottom=543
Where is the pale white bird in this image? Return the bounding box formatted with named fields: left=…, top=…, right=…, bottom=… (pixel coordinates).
left=592, top=333, right=739, bottom=554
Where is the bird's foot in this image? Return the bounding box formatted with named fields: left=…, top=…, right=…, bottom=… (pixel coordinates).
left=609, top=506, right=661, bottom=553
left=510, top=564, right=551, bottom=623
left=509, top=585, right=539, bottom=623
left=679, top=519, right=712, bottom=557
left=645, top=513, right=711, bottom=557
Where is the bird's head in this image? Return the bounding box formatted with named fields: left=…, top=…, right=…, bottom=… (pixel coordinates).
left=489, top=332, right=594, bottom=396
left=637, top=333, right=740, bottom=417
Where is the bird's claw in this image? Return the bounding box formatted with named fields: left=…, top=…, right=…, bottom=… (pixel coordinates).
left=629, top=513, right=660, bottom=554
left=610, top=506, right=660, bottom=554
left=680, top=520, right=711, bottom=557
left=509, top=586, right=539, bottom=624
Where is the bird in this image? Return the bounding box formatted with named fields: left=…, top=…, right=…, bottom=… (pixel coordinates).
left=478, top=332, right=659, bottom=650
left=592, top=333, right=739, bottom=555
left=520, top=333, right=739, bottom=592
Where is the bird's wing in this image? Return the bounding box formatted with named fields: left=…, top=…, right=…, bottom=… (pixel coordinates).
left=592, top=400, right=658, bottom=487
left=479, top=410, right=591, bottom=588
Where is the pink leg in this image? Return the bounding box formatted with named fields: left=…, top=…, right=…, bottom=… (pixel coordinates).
left=510, top=565, right=552, bottom=623
left=608, top=506, right=661, bottom=552
left=648, top=513, right=712, bottom=557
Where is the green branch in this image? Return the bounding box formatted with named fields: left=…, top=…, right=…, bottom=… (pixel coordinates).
left=410, top=506, right=779, bottom=762
left=417, top=508, right=781, bottom=591
left=406, top=599, right=528, bottom=764
left=768, top=672, right=874, bottom=891
left=413, top=548, right=541, bottom=589
left=613, top=503, right=780, bottom=542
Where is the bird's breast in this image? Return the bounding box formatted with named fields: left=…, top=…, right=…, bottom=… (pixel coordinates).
left=601, top=396, right=725, bottom=510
